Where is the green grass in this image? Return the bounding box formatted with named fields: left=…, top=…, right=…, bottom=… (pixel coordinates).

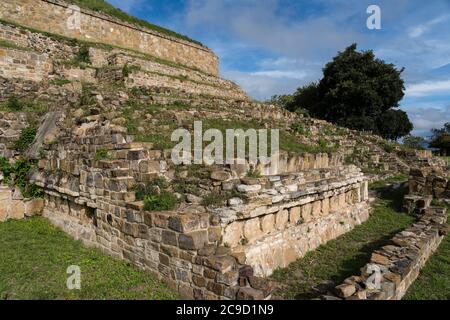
left=0, top=217, right=178, bottom=300
left=0, top=39, right=30, bottom=51
left=404, top=202, right=450, bottom=300
left=271, top=184, right=414, bottom=299
left=368, top=174, right=409, bottom=190
left=66, top=0, right=203, bottom=46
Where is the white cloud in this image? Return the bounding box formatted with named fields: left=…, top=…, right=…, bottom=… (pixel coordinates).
left=223, top=70, right=301, bottom=101
left=406, top=80, right=450, bottom=97
left=408, top=14, right=450, bottom=38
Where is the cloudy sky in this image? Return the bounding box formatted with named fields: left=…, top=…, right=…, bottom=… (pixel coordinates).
left=107, top=0, right=450, bottom=137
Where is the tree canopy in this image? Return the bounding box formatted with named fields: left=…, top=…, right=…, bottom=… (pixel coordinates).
left=284, top=44, right=413, bottom=140
left=430, top=123, right=450, bottom=155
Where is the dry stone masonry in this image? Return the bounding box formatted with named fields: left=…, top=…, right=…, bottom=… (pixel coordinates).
left=329, top=206, right=448, bottom=300
left=0, top=0, right=219, bottom=75
left=0, top=0, right=449, bottom=301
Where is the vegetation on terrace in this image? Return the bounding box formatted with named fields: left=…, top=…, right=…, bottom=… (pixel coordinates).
left=66, top=0, right=203, bottom=46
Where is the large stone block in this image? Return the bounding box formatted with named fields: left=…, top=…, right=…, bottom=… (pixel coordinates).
left=9, top=201, right=25, bottom=220
left=312, top=201, right=322, bottom=218
left=223, top=221, right=243, bottom=247
left=301, top=203, right=312, bottom=222
left=275, top=209, right=289, bottom=230
left=24, top=198, right=44, bottom=217
left=179, top=230, right=208, bottom=250
left=289, top=206, right=301, bottom=224
left=243, top=218, right=263, bottom=243
left=260, top=214, right=275, bottom=234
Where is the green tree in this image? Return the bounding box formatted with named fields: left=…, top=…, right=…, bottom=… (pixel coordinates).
left=287, top=44, right=412, bottom=138
left=377, top=109, right=413, bottom=141
left=430, top=123, right=450, bottom=155
left=403, top=135, right=426, bottom=150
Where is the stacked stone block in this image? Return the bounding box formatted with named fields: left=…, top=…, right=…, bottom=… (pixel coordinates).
left=330, top=207, right=449, bottom=300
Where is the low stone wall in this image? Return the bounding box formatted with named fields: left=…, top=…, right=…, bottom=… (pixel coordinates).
left=329, top=207, right=448, bottom=300
left=409, top=166, right=450, bottom=200
left=125, top=70, right=247, bottom=101
left=0, top=47, right=52, bottom=81
left=0, top=185, right=44, bottom=221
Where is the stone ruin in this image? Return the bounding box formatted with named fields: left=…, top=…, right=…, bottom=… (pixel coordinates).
left=0, top=0, right=449, bottom=300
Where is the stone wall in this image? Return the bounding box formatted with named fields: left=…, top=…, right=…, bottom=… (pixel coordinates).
left=0, top=185, right=44, bottom=221
left=213, top=167, right=370, bottom=276
left=0, top=21, right=246, bottom=100
left=0, top=0, right=219, bottom=75
left=0, top=111, right=28, bottom=158
left=0, top=47, right=52, bottom=81
left=24, top=114, right=371, bottom=299
left=330, top=206, right=448, bottom=300
left=408, top=166, right=450, bottom=200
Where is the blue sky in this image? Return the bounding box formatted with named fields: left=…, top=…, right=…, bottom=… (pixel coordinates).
left=107, top=0, right=450, bottom=137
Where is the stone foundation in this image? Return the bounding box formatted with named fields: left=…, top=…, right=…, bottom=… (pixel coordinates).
left=0, top=185, right=44, bottom=221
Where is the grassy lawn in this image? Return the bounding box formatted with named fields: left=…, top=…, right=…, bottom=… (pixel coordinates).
left=271, top=182, right=414, bottom=299
left=403, top=202, right=450, bottom=300
left=0, top=217, right=178, bottom=300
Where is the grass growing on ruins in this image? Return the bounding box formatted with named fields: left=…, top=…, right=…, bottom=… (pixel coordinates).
left=404, top=202, right=450, bottom=300
left=0, top=39, right=31, bottom=52
left=0, top=217, right=178, bottom=300
left=271, top=182, right=413, bottom=299
left=66, top=0, right=203, bottom=46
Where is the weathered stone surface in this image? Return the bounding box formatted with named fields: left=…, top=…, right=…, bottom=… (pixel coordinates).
left=275, top=209, right=289, bottom=230
left=260, top=214, right=275, bottom=234
left=243, top=218, right=263, bottom=242
left=179, top=231, right=208, bottom=250
left=237, top=287, right=264, bottom=300
left=335, top=284, right=356, bottom=298
left=211, top=171, right=231, bottom=181
left=289, top=206, right=301, bottom=224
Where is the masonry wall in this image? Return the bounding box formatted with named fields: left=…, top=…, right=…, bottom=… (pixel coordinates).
left=331, top=207, right=448, bottom=300
left=0, top=47, right=52, bottom=81
left=0, top=0, right=219, bottom=75
left=0, top=185, right=44, bottom=221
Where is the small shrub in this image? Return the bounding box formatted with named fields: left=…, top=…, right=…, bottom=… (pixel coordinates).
left=122, top=64, right=141, bottom=77
left=23, top=183, right=44, bottom=198
left=246, top=168, right=261, bottom=178
left=49, top=78, right=72, bottom=86
left=201, top=191, right=227, bottom=207
left=291, top=122, right=308, bottom=135
left=80, top=83, right=96, bottom=106
left=0, top=157, right=13, bottom=184
left=6, top=96, right=23, bottom=111
left=94, top=148, right=111, bottom=161
left=144, top=191, right=177, bottom=211
left=317, top=138, right=328, bottom=149
left=132, top=178, right=170, bottom=201
left=382, top=142, right=395, bottom=153
left=76, top=45, right=91, bottom=64
left=14, top=127, right=37, bottom=152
